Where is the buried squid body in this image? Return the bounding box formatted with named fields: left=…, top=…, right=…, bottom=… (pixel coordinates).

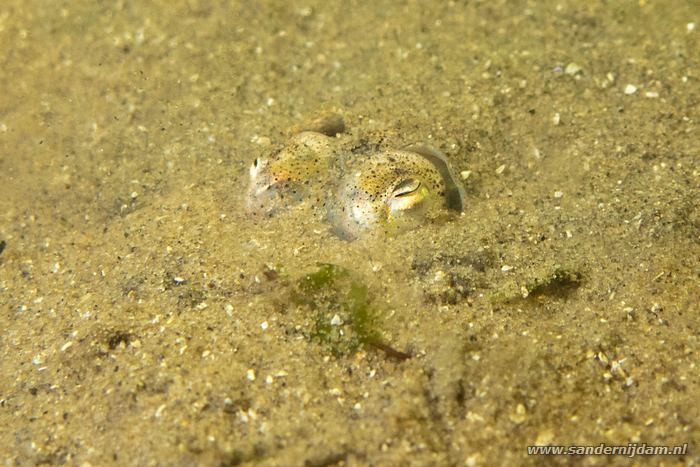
left=328, top=145, right=466, bottom=240
left=245, top=114, right=466, bottom=239
left=246, top=131, right=336, bottom=217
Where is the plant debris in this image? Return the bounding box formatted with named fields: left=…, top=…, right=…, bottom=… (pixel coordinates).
left=292, top=263, right=408, bottom=359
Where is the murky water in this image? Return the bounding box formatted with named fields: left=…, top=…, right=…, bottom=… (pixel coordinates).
left=1, top=1, right=698, bottom=464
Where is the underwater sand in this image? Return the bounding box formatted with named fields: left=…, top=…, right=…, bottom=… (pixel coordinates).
left=0, top=0, right=698, bottom=465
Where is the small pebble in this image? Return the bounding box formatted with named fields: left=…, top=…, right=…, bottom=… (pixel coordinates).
left=564, top=63, right=582, bottom=75
left=624, top=84, right=638, bottom=95
left=495, top=164, right=506, bottom=174
left=246, top=369, right=256, bottom=381
left=644, top=91, right=659, bottom=98
left=552, top=113, right=561, bottom=125
left=154, top=404, right=166, bottom=418
left=260, top=321, right=269, bottom=330
left=688, top=22, right=696, bottom=32
left=501, top=265, right=513, bottom=272
left=553, top=190, right=564, bottom=199
left=252, top=135, right=271, bottom=146
left=460, top=170, right=472, bottom=180
left=509, top=403, right=527, bottom=424
left=520, top=286, right=529, bottom=298
left=534, top=430, right=554, bottom=446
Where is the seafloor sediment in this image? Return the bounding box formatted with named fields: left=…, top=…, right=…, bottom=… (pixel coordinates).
left=0, top=1, right=698, bottom=465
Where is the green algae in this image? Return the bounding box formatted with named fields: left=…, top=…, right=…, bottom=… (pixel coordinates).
left=292, top=263, right=383, bottom=356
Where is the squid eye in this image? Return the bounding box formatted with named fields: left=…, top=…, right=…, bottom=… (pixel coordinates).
left=392, top=178, right=422, bottom=198
left=250, top=158, right=262, bottom=178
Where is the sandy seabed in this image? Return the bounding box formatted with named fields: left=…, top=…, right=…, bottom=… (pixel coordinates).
left=0, top=1, right=698, bottom=465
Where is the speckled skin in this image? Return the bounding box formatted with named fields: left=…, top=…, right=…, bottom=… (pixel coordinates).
left=246, top=131, right=335, bottom=217
left=328, top=149, right=454, bottom=239
left=246, top=128, right=465, bottom=239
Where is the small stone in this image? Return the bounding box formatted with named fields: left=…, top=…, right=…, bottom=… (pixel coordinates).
left=460, top=170, right=472, bottom=180
left=552, top=113, right=561, bottom=125
left=687, top=22, right=696, bottom=32
left=260, top=321, right=269, bottom=330
left=624, top=84, right=638, bottom=95
left=644, top=91, right=659, bottom=98
left=510, top=403, right=528, bottom=424
left=520, top=286, right=529, bottom=298
left=330, top=314, right=342, bottom=326
left=255, top=136, right=271, bottom=146
left=246, top=369, right=256, bottom=381
left=564, top=63, right=582, bottom=75
left=495, top=164, right=506, bottom=174
left=154, top=404, right=166, bottom=418
left=534, top=429, right=554, bottom=446
left=553, top=190, right=564, bottom=199
left=597, top=351, right=609, bottom=366
left=501, top=265, right=513, bottom=272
